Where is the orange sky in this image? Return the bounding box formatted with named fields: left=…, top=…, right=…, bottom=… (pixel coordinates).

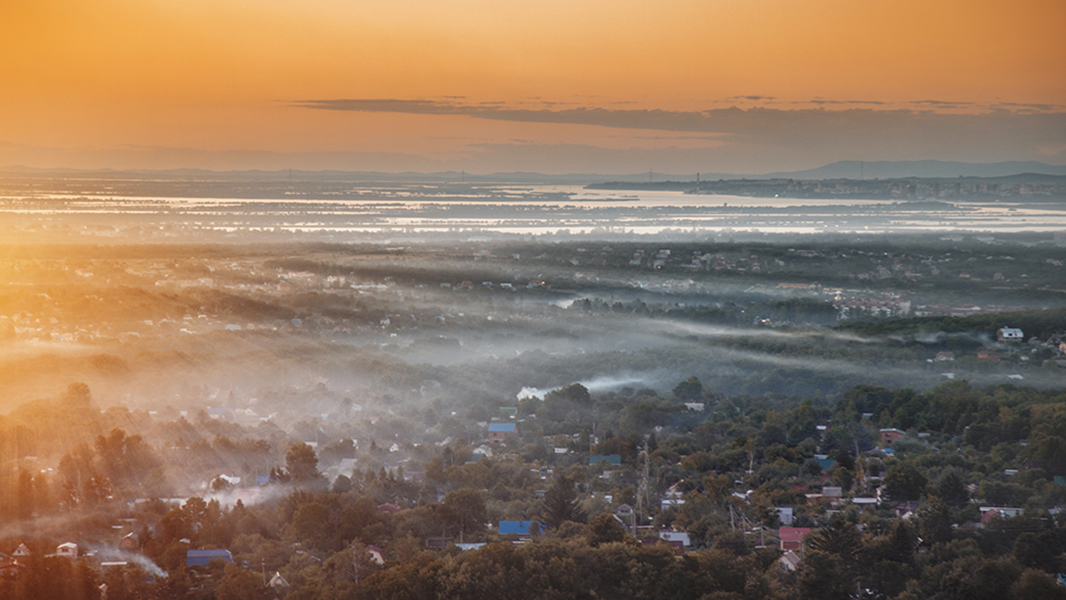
left=2, top=0, right=1064, bottom=173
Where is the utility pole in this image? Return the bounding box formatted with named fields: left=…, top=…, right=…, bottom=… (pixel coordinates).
left=636, top=439, right=650, bottom=533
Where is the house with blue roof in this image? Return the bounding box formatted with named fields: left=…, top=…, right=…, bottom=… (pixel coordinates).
left=488, top=422, right=517, bottom=444
left=498, top=520, right=540, bottom=537
left=186, top=549, right=233, bottom=567
left=815, top=455, right=837, bottom=471
left=589, top=454, right=622, bottom=467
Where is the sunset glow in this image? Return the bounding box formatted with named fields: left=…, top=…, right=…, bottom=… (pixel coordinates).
left=2, top=0, right=1064, bottom=172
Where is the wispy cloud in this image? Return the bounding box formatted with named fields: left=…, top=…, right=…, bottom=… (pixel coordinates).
left=293, top=98, right=1066, bottom=145
left=992, top=101, right=1063, bottom=112
left=805, top=99, right=889, bottom=106
left=8, top=96, right=1064, bottom=174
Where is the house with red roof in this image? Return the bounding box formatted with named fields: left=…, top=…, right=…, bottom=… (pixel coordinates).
left=779, top=527, right=811, bottom=551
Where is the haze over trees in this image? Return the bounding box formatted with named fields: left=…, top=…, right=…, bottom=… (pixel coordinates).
left=0, top=220, right=1063, bottom=599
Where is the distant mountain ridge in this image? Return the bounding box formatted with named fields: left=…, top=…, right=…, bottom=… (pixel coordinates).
left=2, top=160, right=1064, bottom=183
left=763, top=160, right=1066, bottom=180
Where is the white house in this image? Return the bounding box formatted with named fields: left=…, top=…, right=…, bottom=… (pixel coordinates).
left=997, top=327, right=1024, bottom=343
left=778, top=550, right=801, bottom=572
left=56, top=542, right=78, bottom=559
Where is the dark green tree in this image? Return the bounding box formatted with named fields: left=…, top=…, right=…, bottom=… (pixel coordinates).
left=285, top=442, right=321, bottom=484
left=798, top=550, right=852, bottom=600
left=1014, top=530, right=1064, bottom=573
left=918, top=496, right=954, bottom=545
left=1010, top=569, right=1066, bottom=600
left=884, top=462, right=927, bottom=502
left=332, top=474, right=353, bottom=494
left=936, top=468, right=970, bottom=508
left=438, top=488, right=487, bottom=540
left=672, top=376, right=703, bottom=401
left=586, top=513, right=627, bottom=546
left=543, top=474, right=585, bottom=529
left=807, top=518, right=862, bottom=560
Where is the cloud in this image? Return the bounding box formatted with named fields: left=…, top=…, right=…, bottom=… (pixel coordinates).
left=293, top=98, right=1066, bottom=140
left=292, top=98, right=1066, bottom=170
left=910, top=99, right=978, bottom=106
left=992, top=101, right=1063, bottom=112
left=6, top=95, right=1064, bottom=174
left=804, top=99, right=888, bottom=106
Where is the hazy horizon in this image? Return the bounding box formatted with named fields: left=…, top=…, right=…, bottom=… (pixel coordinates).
left=3, top=0, right=1064, bottom=174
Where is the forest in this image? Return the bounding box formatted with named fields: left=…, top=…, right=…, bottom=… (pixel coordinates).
left=1, top=378, right=1065, bottom=599
left=0, top=234, right=1064, bottom=599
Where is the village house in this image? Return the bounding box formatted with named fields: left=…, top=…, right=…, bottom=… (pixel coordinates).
left=118, top=532, right=139, bottom=551
left=471, top=445, right=494, bottom=461
left=777, top=550, right=801, bottom=572
left=56, top=542, right=79, bottom=559
left=487, top=422, right=517, bottom=444
left=997, top=327, right=1024, bottom=343
left=880, top=428, right=906, bottom=445
left=366, top=545, right=386, bottom=565
left=979, top=506, right=1024, bottom=527
left=659, top=531, right=691, bottom=549
left=186, top=549, right=233, bottom=567
left=779, top=527, right=811, bottom=551
left=977, top=349, right=1001, bottom=361
left=588, top=454, right=622, bottom=467
left=269, top=571, right=290, bottom=590
left=498, top=521, right=541, bottom=539
left=775, top=507, right=794, bottom=526
left=660, top=481, right=686, bottom=510
left=822, top=486, right=844, bottom=506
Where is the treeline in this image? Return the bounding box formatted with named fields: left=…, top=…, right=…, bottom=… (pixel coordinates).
left=840, top=306, right=1066, bottom=340
left=565, top=296, right=838, bottom=327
